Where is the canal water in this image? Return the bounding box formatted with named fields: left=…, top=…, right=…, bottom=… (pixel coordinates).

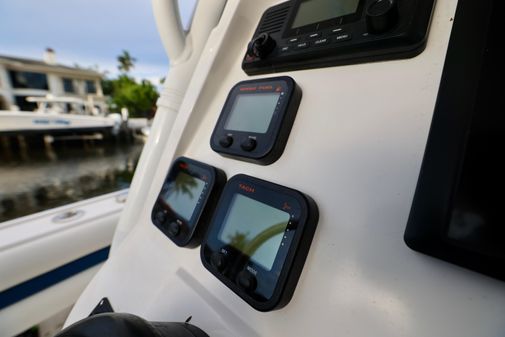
left=0, top=140, right=144, bottom=223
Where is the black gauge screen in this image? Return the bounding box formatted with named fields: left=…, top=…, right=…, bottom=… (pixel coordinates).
left=219, top=193, right=290, bottom=270
left=224, top=93, right=280, bottom=134
left=291, top=0, right=360, bottom=28
left=159, top=172, right=206, bottom=221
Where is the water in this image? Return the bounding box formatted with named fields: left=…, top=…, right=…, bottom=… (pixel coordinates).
left=0, top=140, right=144, bottom=223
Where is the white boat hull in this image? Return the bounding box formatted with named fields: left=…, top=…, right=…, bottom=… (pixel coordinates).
left=0, top=110, right=117, bottom=134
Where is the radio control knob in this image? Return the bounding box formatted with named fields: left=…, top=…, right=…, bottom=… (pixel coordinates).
left=247, top=33, right=276, bottom=58
left=366, top=0, right=399, bottom=34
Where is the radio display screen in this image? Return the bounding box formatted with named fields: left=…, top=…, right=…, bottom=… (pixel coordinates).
left=224, top=92, right=280, bottom=133
left=159, top=171, right=206, bottom=221
left=291, top=0, right=361, bottom=28
left=219, top=193, right=290, bottom=270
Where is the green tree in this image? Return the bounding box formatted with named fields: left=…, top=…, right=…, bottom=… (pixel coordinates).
left=117, top=50, right=136, bottom=73
left=103, top=75, right=158, bottom=118
left=101, top=51, right=159, bottom=118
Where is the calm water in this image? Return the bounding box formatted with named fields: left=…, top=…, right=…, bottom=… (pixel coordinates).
left=0, top=140, right=144, bottom=223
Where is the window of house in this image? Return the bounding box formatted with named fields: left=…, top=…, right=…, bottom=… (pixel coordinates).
left=9, top=70, right=49, bottom=90
left=63, top=78, right=75, bottom=93
left=85, top=80, right=96, bottom=94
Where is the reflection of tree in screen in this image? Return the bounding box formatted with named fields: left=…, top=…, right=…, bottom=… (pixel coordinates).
left=226, top=221, right=287, bottom=258
left=162, top=173, right=198, bottom=200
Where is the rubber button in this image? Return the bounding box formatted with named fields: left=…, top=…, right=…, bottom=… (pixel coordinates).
left=210, top=253, right=227, bottom=272
left=155, top=211, right=166, bottom=223
left=240, top=138, right=257, bottom=152
left=219, top=135, right=233, bottom=148
left=237, top=270, right=257, bottom=291
left=167, top=221, right=180, bottom=237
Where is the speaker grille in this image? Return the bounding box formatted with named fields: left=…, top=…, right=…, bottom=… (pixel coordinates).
left=257, top=3, right=290, bottom=34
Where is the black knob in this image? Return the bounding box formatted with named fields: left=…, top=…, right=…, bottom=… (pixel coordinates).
left=247, top=33, right=276, bottom=58
left=167, top=221, right=180, bottom=237
left=210, top=252, right=227, bottom=272
left=366, top=0, right=399, bottom=34
left=155, top=211, right=166, bottom=224
left=219, top=135, right=233, bottom=148
left=240, top=138, right=257, bottom=152
left=237, top=270, right=257, bottom=291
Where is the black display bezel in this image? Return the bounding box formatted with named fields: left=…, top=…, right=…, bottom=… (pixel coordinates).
left=210, top=76, right=301, bottom=165
left=404, top=0, right=505, bottom=281
left=151, top=157, right=226, bottom=248
left=201, top=174, right=318, bottom=311
left=284, top=0, right=365, bottom=36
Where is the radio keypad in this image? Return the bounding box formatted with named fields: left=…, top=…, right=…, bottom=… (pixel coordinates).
left=313, top=38, right=329, bottom=46
left=295, top=42, right=310, bottom=49
left=307, top=32, right=322, bottom=39
left=280, top=25, right=353, bottom=54
left=334, top=33, right=352, bottom=42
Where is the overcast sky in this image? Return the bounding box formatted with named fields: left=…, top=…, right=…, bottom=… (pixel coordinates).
left=0, top=0, right=196, bottom=84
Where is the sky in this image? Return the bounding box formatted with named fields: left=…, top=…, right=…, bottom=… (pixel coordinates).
left=0, top=0, right=197, bottom=85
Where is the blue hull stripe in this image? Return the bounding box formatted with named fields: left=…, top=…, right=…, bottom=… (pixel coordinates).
left=0, top=246, right=110, bottom=310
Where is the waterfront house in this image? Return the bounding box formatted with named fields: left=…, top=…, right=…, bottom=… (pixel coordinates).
left=0, top=49, right=106, bottom=113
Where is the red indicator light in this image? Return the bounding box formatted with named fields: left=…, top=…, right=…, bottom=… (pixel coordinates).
left=179, top=162, right=189, bottom=169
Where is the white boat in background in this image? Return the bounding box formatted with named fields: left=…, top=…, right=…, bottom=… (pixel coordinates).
left=0, top=95, right=121, bottom=135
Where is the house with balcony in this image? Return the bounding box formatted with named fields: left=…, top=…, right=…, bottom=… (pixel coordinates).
left=0, top=49, right=106, bottom=113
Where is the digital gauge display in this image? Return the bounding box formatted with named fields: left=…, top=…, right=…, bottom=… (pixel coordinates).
left=219, top=193, right=290, bottom=271
left=159, top=171, right=206, bottom=221
left=210, top=76, right=301, bottom=165
left=224, top=93, right=281, bottom=134
left=151, top=157, right=226, bottom=248
left=201, top=174, right=318, bottom=311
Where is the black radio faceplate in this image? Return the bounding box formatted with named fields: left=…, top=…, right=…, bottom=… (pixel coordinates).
left=201, top=175, right=318, bottom=311
left=242, top=0, right=436, bottom=75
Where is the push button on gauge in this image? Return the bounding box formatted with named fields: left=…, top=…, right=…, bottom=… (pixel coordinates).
left=219, top=135, right=233, bottom=148
left=167, top=221, right=181, bottom=237
left=237, top=270, right=257, bottom=291
left=210, top=252, right=227, bottom=272
left=240, top=138, right=257, bottom=152
left=155, top=211, right=166, bottom=224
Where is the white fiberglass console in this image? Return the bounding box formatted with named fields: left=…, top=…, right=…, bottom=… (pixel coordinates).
left=63, top=0, right=505, bottom=336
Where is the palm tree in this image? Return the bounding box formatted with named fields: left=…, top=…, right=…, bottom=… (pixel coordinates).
left=117, top=50, right=136, bottom=73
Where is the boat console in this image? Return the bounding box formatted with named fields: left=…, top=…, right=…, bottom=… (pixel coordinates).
left=62, top=0, right=505, bottom=336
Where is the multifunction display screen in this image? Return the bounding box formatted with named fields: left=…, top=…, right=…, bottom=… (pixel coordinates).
left=201, top=174, right=318, bottom=311
left=219, top=194, right=290, bottom=270
left=152, top=157, right=226, bottom=248
left=159, top=172, right=206, bottom=221
left=224, top=93, right=280, bottom=133
left=291, top=0, right=361, bottom=28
